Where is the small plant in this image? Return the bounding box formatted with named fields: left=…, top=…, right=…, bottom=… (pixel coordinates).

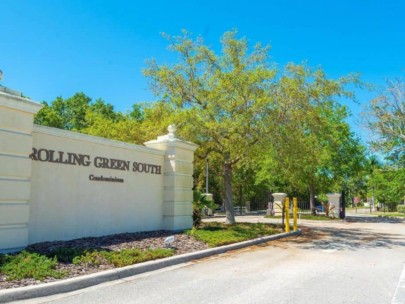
left=193, top=204, right=202, bottom=227
left=186, top=222, right=280, bottom=247
left=397, top=205, right=405, bottom=214
left=72, top=250, right=109, bottom=267
left=72, top=248, right=174, bottom=268
left=190, top=226, right=198, bottom=236
left=49, top=247, right=87, bottom=263
left=0, top=251, right=65, bottom=281
left=106, top=248, right=173, bottom=267
left=317, top=193, right=328, bottom=204
left=322, top=202, right=336, bottom=218
left=192, top=190, right=218, bottom=227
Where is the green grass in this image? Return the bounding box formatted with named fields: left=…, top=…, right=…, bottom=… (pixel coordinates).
left=0, top=251, right=66, bottom=281
left=186, top=222, right=281, bottom=247
left=376, top=212, right=405, bottom=218
left=346, top=208, right=405, bottom=218
left=0, top=223, right=286, bottom=282
left=0, top=247, right=174, bottom=282
left=297, top=214, right=339, bottom=221
left=72, top=248, right=174, bottom=267
left=264, top=214, right=338, bottom=221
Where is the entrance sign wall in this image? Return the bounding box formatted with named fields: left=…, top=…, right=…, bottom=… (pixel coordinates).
left=0, top=91, right=197, bottom=252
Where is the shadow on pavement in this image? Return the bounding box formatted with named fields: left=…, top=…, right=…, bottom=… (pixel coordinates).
left=345, top=215, right=404, bottom=223
left=275, top=225, right=405, bottom=251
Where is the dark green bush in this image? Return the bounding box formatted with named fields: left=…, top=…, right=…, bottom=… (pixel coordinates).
left=397, top=205, right=405, bottom=214
left=49, top=247, right=87, bottom=263
left=192, top=190, right=218, bottom=227
left=72, top=248, right=174, bottom=267
left=186, top=222, right=280, bottom=247
left=193, top=204, right=202, bottom=227
left=0, top=251, right=65, bottom=281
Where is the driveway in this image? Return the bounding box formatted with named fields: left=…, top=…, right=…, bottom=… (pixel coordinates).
left=13, top=216, right=405, bottom=304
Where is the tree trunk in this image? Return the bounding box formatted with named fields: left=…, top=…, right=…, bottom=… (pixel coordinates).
left=223, top=161, right=236, bottom=224
left=309, top=182, right=316, bottom=215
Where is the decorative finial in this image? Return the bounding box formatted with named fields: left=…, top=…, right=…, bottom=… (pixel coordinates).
left=168, top=124, right=177, bottom=137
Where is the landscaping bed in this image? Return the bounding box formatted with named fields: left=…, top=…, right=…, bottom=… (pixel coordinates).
left=0, top=222, right=281, bottom=290
left=264, top=214, right=340, bottom=221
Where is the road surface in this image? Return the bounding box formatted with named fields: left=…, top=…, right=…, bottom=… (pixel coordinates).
left=13, top=216, right=405, bottom=304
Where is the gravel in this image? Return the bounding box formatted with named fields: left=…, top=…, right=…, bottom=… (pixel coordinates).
left=0, top=230, right=209, bottom=290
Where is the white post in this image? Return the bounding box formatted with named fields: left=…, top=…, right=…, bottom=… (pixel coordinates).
left=270, top=193, right=287, bottom=216
left=0, top=88, right=42, bottom=252
left=145, top=125, right=198, bottom=230
left=206, top=158, right=209, bottom=194
left=326, top=193, right=341, bottom=218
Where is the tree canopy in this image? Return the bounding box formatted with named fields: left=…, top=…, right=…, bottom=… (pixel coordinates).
left=35, top=30, right=398, bottom=219
left=363, top=78, right=405, bottom=166
left=256, top=64, right=365, bottom=212
left=144, top=30, right=278, bottom=223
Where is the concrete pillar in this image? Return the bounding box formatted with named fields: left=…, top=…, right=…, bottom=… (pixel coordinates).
left=203, top=193, right=213, bottom=201
left=245, top=201, right=251, bottom=213
left=145, top=125, right=198, bottom=230
left=270, top=193, right=287, bottom=215
left=0, top=89, right=42, bottom=252
left=327, top=193, right=341, bottom=218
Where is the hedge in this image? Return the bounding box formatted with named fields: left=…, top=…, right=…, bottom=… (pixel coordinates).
left=397, top=205, right=405, bottom=214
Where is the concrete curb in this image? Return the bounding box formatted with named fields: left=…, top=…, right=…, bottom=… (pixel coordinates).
left=0, top=229, right=301, bottom=303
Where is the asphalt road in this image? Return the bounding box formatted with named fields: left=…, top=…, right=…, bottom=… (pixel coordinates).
left=14, top=216, right=405, bottom=304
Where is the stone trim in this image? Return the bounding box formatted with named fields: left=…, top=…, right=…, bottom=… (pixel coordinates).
left=0, top=92, right=43, bottom=114
left=33, top=125, right=165, bottom=156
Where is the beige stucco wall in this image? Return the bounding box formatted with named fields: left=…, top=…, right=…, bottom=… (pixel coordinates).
left=0, top=91, right=42, bottom=252
left=0, top=89, right=196, bottom=252
left=29, top=126, right=166, bottom=244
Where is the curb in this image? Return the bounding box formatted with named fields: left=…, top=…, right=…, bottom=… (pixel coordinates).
left=0, top=229, right=301, bottom=303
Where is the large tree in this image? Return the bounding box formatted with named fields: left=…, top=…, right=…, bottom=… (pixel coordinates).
left=34, top=92, right=92, bottom=131
left=363, top=78, right=405, bottom=165
left=372, top=167, right=405, bottom=210
left=257, top=64, right=364, bottom=213
left=34, top=92, right=122, bottom=131
left=144, top=30, right=277, bottom=224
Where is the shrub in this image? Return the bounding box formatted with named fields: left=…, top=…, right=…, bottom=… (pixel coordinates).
left=49, top=247, right=87, bottom=263
left=105, top=248, right=173, bottom=267
left=397, top=205, right=405, bottom=214
left=187, top=222, right=279, bottom=247
left=384, top=202, right=399, bottom=212
left=72, top=250, right=109, bottom=267
left=317, top=193, right=328, bottom=203
left=0, top=251, right=65, bottom=281
left=193, top=204, right=202, bottom=227
left=72, top=248, right=174, bottom=267
left=192, top=190, right=218, bottom=227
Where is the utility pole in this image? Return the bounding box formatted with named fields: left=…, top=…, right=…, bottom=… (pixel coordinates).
left=206, top=158, right=209, bottom=194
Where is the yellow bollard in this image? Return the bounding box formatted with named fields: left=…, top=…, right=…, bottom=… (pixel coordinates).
left=293, top=197, right=298, bottom=231
left=285, top=197, right=290, bottom=232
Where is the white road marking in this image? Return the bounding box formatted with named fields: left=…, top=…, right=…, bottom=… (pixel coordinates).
left=322, top=249, right=337, bottom=253
left=392, top=263, right=405, bottom=304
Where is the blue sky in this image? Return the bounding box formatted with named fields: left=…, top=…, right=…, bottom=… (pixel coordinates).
left=1, top=0, right=404, bottom=142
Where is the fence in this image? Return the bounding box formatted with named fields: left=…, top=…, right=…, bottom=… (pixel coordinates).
left=248, top=196, right=323, bottom=216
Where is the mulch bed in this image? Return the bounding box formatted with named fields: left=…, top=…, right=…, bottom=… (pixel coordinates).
left=0, top=231, right=209, bottom=290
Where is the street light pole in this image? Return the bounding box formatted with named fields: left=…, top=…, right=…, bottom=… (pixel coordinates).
left=206, top=158, right=209, bottom=194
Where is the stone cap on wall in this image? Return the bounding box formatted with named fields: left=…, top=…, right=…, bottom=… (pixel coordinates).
left=144, top=125, right=198, bottom=152
left=272, top=193, right=287, bottom=202
left=33, top=125, right=166, bottom=156
left=0, top=91, right=43, bottom=114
